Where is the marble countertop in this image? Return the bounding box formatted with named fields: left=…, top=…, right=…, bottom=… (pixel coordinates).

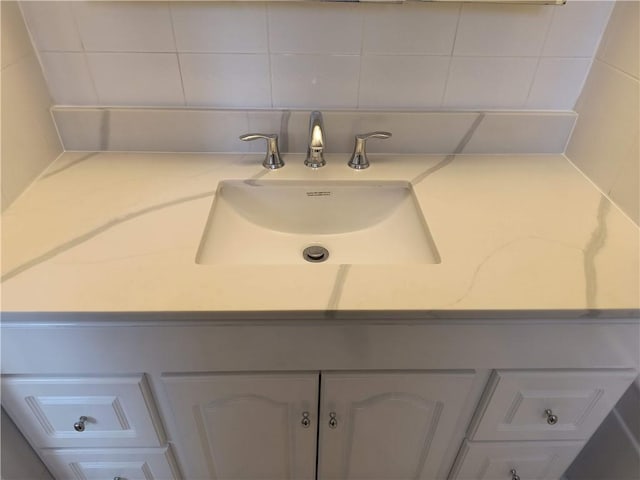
left=1, top=152, right=639, bottom=318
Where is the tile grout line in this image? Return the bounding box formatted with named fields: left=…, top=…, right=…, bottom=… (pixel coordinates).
left=265, top=3, right=274, bottom=109
left=167, top=2, right=187, bottom=107
left=524, top=6, right=557, bottom=107
left=441, top=3, right=463, bottom=108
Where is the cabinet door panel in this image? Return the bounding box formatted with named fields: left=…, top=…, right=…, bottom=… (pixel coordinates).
left=162, top=373, right=318, bottom=480
left=318, top=371, right=475, bottom=480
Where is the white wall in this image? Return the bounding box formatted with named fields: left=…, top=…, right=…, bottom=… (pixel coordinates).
left=565, top=380, right=640, bottom=480
left=566, top=1, right=639, bottom=225
left=21, top=0, right=612, bottom=110
left=1, top=1, right=62, bottom=210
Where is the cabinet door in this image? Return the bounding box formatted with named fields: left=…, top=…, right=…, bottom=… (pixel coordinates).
left=318, top=371, right=475, bottom=480
left=162, top=373, right=318, bottom=480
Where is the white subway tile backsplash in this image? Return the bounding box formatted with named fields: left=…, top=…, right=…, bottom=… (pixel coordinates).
left=362, top=3, right=459, bottom=55
left=73, top=1, right=175, bottom=52
left=444, top=57, right=538, bottom=109
left=542, top=0, right=613, bottom=58
left=180, top=54, right=271, bottom=107
left=40, top=52, right=98, bottom=105
left=526, top=57, right=591, bottom=109
left=359, top=55, right=449, bottom=108
left=271, top=54, right=360, bottom=108
left=21, top=1, right=612, bottom=111
left=454, top=3, right=553, bottom=57
left=268, top=3, right=362, bottom=54
left=171, top=2, right=268, bottom=53
left=20, top=1, right=82, bottom=52
left=86, top=53, right=184, bottom=106
left=597, top=1, right=639, bottom=79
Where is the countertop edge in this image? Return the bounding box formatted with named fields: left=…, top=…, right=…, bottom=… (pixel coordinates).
left=2, top=309, right=639, bottom=327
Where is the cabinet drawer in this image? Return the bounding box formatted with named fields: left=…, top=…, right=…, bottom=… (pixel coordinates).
left=41, top=447, right=178, bottom=480
left=1, top=375, right=165, bottom=448
left=448, top=440, right=584, bottom=480
left=468, top=369, right=636, bottom=441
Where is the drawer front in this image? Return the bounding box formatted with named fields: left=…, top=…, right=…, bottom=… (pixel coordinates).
left=1, top=375, right=165, bottom=448
left=448, top=440, right=584, bottom=480
left=468, top=369, right=636, bottom=441
left=42, top=447, right=179, bottom=480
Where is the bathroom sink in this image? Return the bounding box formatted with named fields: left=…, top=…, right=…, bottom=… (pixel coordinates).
left=196, top=180, right=440, bottom=265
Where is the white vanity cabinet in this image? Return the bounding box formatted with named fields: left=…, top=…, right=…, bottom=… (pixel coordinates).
left=448, top=369, right=638, bottom=480
left=1, top=317, right=638, bottom=480
left=162, top=371, right=476, bottom=480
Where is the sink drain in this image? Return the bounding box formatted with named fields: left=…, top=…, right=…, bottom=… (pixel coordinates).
left=302, top=245, right=330, bottom=263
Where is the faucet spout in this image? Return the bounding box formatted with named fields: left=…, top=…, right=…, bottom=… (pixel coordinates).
left=305, top=111, right=326, bottom=168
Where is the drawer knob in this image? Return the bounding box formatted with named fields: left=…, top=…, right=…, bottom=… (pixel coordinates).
left=328, top=412, right=338, bottom=429
left=301, top=411, right=311, bottom=428
left=544, top=409, right=558, bottom=425
left=73, top=416, right=88, bottom=432
left=510, top=469, right=520, bottom=480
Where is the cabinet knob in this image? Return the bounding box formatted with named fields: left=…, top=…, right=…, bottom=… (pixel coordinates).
left=510, top=469, right=520, bottom=480
left=544, top=409, right=558, bottom=425
left=328, top=412, right=338, bottom=429
left=301, top=411, right=311, bottom=428
left=114, top=477, right=123, bottom=480
left=73, top=416, right=88, bottom=432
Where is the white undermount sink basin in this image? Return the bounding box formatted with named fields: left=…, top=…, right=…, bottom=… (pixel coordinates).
left=196, top=180, right=440, bottom=265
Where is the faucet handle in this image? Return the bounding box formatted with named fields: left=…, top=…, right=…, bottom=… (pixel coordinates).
left=348, top=131, right=392, bottom=170
left=240, top=133, right=284, bottom=170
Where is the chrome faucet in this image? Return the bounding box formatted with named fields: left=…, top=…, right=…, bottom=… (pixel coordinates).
left=305, top=111, right=326, bottom=168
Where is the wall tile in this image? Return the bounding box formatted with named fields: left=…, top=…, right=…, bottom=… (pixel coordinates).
left=2, top=2, right=33, bottom=68
left=40, top=53, right=98, bottom=105
left=2, top=57, right=62, bottom=209
left=454, top=4, right=553, bottom=57
left=362, top=3, right=459, bottom=55
left=597, top=1, right=639, bottom=79
left=86, top=53, right=184, bottom=106
left=609, top=135, right=639, bottom=225
left=73, top=1, right=175, bottom=52
left=567, top=60, right=639, bottom=198
left=542, top=0, right=613, bottom=58
left=359, top=55, right=449, bottom=108
left=444, top=57, right=538, bottom=108
left=271, top=54, right=360, bottom=108
left=171, top=2, right=267, bottom=53
left=180, top=54, right=271, bottom=107
left=526, top=57, right=591, bottom=109
left=19, top=1, right=82, bottom=52
left=268, top=3, right=362, bottom=54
